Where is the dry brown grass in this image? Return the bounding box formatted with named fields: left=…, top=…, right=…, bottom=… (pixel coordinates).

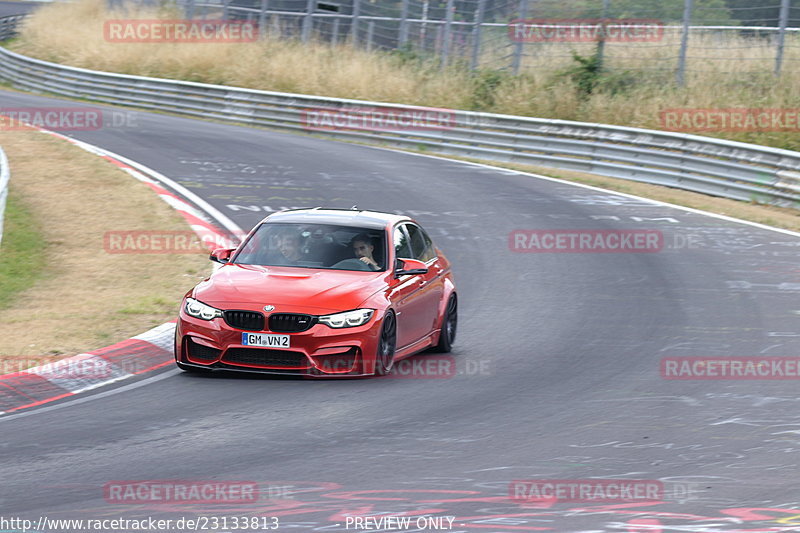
left=10, top=0, right=474, bottom=107
left=0, top=127, right=209, bottom=367
left=10, top=0, right=800, bottom=152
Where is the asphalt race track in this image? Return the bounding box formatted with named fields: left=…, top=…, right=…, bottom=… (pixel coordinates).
left=0, top=2, right=38, bottom=18
left=1, top=87, right=799, bottom=532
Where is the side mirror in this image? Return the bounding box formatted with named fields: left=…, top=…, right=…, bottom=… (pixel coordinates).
left=395, top=258, right=428, bottom=277
left=210, top=248, right=234, bottom=264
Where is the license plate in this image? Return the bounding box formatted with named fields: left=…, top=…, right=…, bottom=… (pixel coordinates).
left=242, top=333, right=290, bottom=348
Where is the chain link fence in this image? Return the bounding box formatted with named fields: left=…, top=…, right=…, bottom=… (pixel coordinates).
left=117, top=0, right=800, bottom=85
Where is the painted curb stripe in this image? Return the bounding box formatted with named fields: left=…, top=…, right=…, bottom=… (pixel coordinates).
left=0, top=373, right=72, bottom=413
left=0, top=321, right=176, bottom=413
left=0, top=126, right=235, bottom=414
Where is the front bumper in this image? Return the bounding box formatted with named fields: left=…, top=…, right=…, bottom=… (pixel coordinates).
left=175, top=308, right=383, bottom=377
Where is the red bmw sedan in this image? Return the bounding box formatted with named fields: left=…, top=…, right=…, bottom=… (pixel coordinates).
left=174, top=208, right=457, bottom=377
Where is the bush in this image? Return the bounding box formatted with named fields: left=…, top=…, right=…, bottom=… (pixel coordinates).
left=470, top=69, right=508, bottom=111
left=559, top=50, right=637, bottom=100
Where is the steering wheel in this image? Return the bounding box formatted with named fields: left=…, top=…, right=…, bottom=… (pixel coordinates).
left=331, top=258, right=373, bottom=271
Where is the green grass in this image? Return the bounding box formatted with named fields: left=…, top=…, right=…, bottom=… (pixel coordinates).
left=0, top=188, right=46, bottom=309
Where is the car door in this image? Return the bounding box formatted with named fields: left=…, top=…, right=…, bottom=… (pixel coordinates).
left=388, top=224, right=429, bottom=350
left=404, top=223, right=444, bottom=338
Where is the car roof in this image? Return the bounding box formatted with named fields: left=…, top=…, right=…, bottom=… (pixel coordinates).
left=262, top=208, right=412, bottom=230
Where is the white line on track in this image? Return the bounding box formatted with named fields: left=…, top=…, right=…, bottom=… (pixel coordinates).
left=4, top=106, right=795, bottom=422
left=62, top=136, right=244, bottom=237
left=363, top=145, right=800, bottom=239
left=0, top=369, right=181, bottom=423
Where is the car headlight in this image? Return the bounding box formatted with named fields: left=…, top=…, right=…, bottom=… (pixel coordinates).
left=185, top=298, right=223, bottom=321
left=318, top=309, right=374, bottom=328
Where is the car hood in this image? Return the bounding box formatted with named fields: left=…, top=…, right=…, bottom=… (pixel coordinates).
left=192, top=263, right=387, bottom=314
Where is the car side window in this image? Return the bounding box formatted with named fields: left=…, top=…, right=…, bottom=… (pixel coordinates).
left=406, top=224, right=436, bottom=262
left=393, top=225, right=412, bottom=259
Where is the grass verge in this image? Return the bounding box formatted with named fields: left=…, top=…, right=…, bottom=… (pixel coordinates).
left=0, top=127, right=209, bottom=372
left=0, top=188, right=46, bottom=309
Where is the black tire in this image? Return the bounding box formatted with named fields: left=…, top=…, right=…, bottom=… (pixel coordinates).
left=176, top=361, right=211, bottom=374
left=434, top=294, right=457, bottom=353
left=374, top=311, right=397, bottom=376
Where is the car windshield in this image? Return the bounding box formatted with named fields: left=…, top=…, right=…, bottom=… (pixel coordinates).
left=232, top=222, right=387, bottom=272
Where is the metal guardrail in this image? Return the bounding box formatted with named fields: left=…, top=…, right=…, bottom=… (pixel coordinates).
left=0, top=15, right=798, bottom=209
left=0, top=146, right=9, bottom=247
left=0, top=14, right=24, bottom=41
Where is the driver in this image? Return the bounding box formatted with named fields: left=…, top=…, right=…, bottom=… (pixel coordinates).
left=351, top=233, right=380, bottom=270
left=275, top=229, right=303, bottom=264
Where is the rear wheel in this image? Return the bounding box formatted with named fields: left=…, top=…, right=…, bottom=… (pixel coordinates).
left=375, top=311, right=397, bottom=375
left=434, top=294, right=457, bottom=353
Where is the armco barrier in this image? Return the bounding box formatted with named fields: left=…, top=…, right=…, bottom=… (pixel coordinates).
left=0, top=15, right=798, bottom=209
left=0, top=145, right=8, bottom=247
left=0, top=14, right=24, bottom=41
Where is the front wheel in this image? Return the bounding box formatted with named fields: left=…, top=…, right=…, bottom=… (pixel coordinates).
left=434, top=294, right=457, bottom=353
left=374, top=311, right=397, bottom=375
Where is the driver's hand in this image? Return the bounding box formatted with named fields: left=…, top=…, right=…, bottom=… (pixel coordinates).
left=358, top=257, right=378, bottom=268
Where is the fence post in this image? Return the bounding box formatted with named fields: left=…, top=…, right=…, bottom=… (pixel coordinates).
left=420, top=0, right=429, bottom=45
left=258, top=0, right=268, bottom=39
left=271, top=13, right=281, bottom=37
left=470, top=0, right=486, bottom=70
left=366, top=20, right=375, bottom=50
left=185, top=0, right=195, bottom=20
left=352, top=0, right=360, bottom=46
left=332, top=17, right=340, bottom=43
left=775, top=0, right=790, bottom=76
left=441, top=0, right=455, bottom=68
left=302, top=0, right=314, bottom=42
left=399, top=0, right=410, bottom=47
left=222, top=0, right=229, bottom=21
left=511, top=0, right=528, bottom=74
left=676, top=0, right=693, bottom=86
